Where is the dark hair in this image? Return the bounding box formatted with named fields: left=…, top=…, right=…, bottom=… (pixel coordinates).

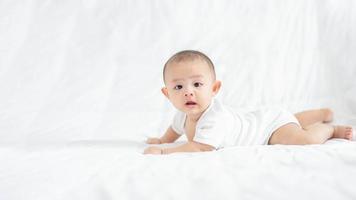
left=163, top=50, right=216, bottom=83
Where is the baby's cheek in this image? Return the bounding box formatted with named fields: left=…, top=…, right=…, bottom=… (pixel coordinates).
left=171, top=100, right=184, bottom=110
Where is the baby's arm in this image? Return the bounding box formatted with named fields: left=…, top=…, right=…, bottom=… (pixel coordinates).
left=143, top=141, right=214, bottom=155
left=146, top=126, right=181, bottom=144
left=163, top=141, right=214, bottom=154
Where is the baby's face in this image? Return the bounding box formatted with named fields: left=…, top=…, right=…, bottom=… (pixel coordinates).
left=162, top=59, right=220, bottom=117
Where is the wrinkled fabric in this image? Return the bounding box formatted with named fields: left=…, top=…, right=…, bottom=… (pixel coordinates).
left=0, top=1, right=356, bottom=199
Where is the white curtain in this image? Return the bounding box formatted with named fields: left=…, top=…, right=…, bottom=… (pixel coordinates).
left=0, top=0, right=355, bottom=144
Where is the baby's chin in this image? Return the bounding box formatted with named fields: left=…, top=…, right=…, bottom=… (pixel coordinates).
left=184, top=109, right=204, bottom=116
left=180, top=105, right=208, bottom=116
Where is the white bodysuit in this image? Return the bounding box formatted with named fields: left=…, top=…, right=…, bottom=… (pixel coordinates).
left=171, top=99, right=300, bottom=149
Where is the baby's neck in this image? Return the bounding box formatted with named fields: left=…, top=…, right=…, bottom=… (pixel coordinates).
left=185, top=102, right=212, bottom=123
left=186, top=113, right=203, bottom=123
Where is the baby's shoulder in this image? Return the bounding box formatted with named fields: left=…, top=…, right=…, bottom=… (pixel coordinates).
left=200, top=100, right=236, bottom=123
left=172, top=110, right=185, bottom=123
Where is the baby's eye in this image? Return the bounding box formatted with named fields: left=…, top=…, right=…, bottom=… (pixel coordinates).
left=194, top=82, right=203, bottom=87
left=174, top=85, right=183, bottom=90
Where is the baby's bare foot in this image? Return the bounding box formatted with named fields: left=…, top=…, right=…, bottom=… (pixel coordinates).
left=321, top=108, right=333, bottom=123
left=333, top=126, right=353, bottom=140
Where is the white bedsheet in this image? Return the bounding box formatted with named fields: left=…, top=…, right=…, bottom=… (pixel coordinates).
left=1, top=140, right=356, bottom=200
left=1, top=0, right=356, bottom=199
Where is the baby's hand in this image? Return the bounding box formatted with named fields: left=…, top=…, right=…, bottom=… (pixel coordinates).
left=146, top=137, right=162, bottom=144
left=143, top=146, right=162, bottom=155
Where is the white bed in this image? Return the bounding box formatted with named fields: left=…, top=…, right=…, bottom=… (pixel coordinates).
left=1, top=1, right=356, bottom=199
left=1, top=140, right=356, bottom=199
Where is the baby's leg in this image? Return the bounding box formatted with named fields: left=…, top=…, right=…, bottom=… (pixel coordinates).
left=268, top=123, right=353, bottom=145
left=294, top=108, right=333, bottom=128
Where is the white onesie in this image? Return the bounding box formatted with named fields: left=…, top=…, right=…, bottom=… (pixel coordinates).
left=171, top=98, right=300, bottom=149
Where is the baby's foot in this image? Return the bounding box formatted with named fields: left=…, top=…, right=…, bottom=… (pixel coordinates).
left=333, top=126, right=353, bottom=140
left=321, top=108, right=333, bottom=123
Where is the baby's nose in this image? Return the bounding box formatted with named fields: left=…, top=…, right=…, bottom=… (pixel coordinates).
left=184, top=86, right=194, bottom=96
left=184, top=92, right=193, bottom=97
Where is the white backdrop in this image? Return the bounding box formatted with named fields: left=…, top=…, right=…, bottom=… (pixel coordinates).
left=2, top=1, right=356, bottom=200
left=1, top=0, right=356, bottom=145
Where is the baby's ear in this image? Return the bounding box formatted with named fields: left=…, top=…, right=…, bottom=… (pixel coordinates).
left=161, top=87, right=169, bottom=98
left=212, top=80, right=221, bottom=96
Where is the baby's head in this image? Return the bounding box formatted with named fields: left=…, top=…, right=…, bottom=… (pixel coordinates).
left=161, top=50, right=221, bottom=117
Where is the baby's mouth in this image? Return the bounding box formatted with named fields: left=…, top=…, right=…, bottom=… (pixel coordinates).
left=185, top=101, right=197, bottom=106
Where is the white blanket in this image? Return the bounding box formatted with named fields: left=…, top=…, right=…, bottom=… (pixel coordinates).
left=1, top=0, right=356, bottom=199
left=1, top=140, right=356, bottom=199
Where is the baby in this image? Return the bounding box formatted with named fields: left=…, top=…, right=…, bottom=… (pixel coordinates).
left=143, top=50, right=353, bottom=155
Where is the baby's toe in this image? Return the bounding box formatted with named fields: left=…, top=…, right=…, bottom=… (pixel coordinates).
left=345, top=128, right=353, bottom=140
left=349, top=129, right=353, bottom=139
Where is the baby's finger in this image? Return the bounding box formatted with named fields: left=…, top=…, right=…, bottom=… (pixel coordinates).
left=146, top=138, right=155, bottom=144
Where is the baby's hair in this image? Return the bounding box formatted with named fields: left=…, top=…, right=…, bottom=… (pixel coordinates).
left=163, top=50, right=216, bottom=83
